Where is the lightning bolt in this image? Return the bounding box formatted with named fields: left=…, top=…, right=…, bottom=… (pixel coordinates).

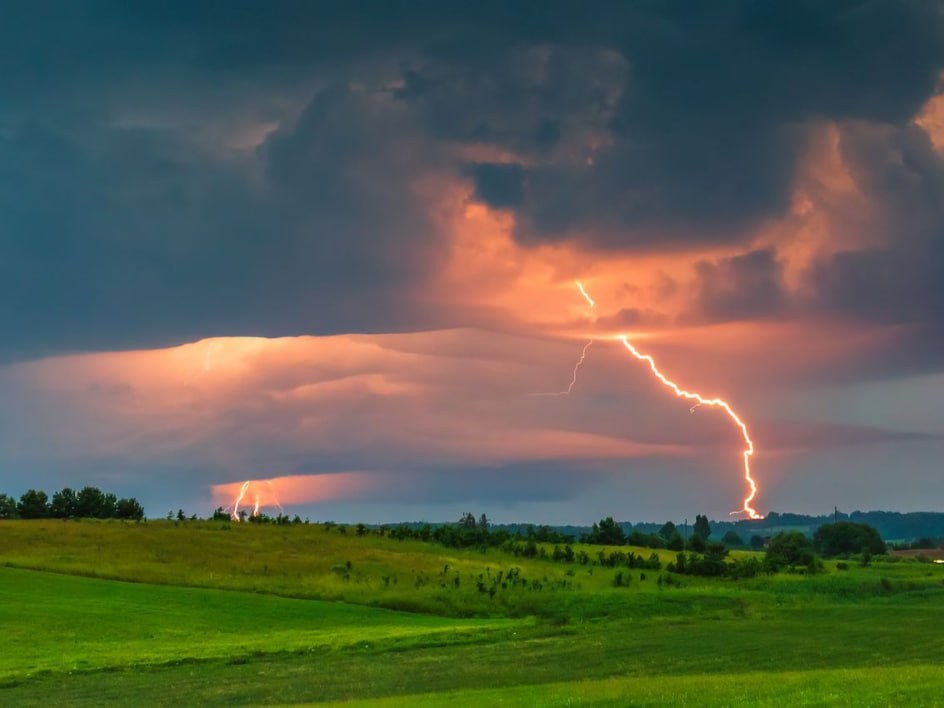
left=571, top=282, right=763, bottom=519
left=535, top=280, right=596, bottom=397
left=230, top=479, right=284, bottom=521
left=230, top=481, right=251, bottom=521
left=618, top=336, right=761, bottom=519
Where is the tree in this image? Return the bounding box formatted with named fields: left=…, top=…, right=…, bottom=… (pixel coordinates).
left=586, top=517, right=626, bottom=546
left=658, top=521, right=677, bottom=540
left=626, top=530, right=664, bottom=549
left=50, top=488, right=78, bottom=518
left=17, top=489, right=48, bottom=519
left=667, top=531, right=685, bottom=551
left=176, top=509, right=186, bottom=521
left=76, top=486, right=110, bottom=518
left=813, top=522, right=886, bottom=558
left=697, top=541, right=730, bottom=576
left=211, top=506, right=230, bottom=521
left=688, top=534, right=707, bottom=553
left=478, top=513, right=489, bottom=531
left=764, top=531, right=817, bottom=572
left=0, top=494, right=18, bottom=519
left=693, top=514, right=711, bottom=540
left=722, top=530, right=744, bottom=546
left=115, top=497, right=145, bottom=520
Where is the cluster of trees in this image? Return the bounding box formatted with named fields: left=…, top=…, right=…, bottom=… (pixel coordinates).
left=760, top=522, right=887, bottom=574
left=763, top=531, right=821, bottom=573
left=813, top=521, right=886, bottom=557
left=208, top=507, right=305, bottom=524
left=583, top=515, right=734, bottom=553
left=385, top=513, right=518, bottom=549
left=663, top=521, right=889, bottom=578
left=0, top=487, right=144, bottom=520
left=379, top=513, right=577, bottom=550
left=668, top=545, right=763, bottom=579
left=381, top=514, right=720, bottom=554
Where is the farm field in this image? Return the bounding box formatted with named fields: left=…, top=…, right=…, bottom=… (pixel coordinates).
left=1, top=520, right=943, bottom=705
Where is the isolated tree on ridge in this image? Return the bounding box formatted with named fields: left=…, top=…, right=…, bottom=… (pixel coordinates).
left=693, top=514, right=711, bottom=540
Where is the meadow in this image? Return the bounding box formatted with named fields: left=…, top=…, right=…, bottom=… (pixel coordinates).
left=1, top=519, right=943, bottom=705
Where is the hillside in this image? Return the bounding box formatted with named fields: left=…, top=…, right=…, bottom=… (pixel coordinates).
left=1, top=519, right=943, bottom=705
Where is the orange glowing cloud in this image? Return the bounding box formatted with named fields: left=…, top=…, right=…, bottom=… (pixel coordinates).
left=916, top=77, right=944, bottom=154
left=212, top=472, right=374, bottom=510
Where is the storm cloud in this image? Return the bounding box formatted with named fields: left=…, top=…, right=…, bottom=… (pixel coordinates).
left=1, top=2, right=943, bottom=519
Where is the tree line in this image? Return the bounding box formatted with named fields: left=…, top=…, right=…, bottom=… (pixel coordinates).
left=0, top=487, right=144, bottom=520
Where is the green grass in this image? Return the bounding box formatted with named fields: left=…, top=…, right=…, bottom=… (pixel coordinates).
left=0, top=519, right=695, bottom=618
left=3, top=601, right=942, bottom=705
left=0, top=566, right=519, bottom=681
left=1, top=519, right=943, bottom=705
left=340, top=666, right=944, bottom=707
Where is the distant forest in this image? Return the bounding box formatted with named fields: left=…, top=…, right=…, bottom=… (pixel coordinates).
left=395, top=511, right=944, bottom=545
left=502, top=511, right=944, bottom=545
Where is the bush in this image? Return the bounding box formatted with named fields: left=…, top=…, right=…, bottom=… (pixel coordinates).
left=764, top=531, right=818, bottom=573
left=814, top=522, right=886, bottom=557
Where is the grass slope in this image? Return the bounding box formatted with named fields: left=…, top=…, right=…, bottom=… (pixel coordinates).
left=2, top=520, right=944, bottom=705
left=0, top=566, right=518, bottom=681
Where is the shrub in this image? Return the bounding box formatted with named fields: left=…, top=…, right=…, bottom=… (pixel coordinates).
left=814, top=522, right=886, bottom=557
left=764, top=531, right=817, bottom=573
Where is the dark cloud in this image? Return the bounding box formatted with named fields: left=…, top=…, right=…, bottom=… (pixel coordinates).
left=800, top=121, right=944, bottom=377
left=469, top=163, right=527, bottom=208
left=809, top=122, right=944, bottom=320
left=397, top=0, right=944, bottom=248
left=0, top=1, right=943, bottom=360
left=0, top=82, right=449, bottom=361
left=687, top=249, right=788, bottom=323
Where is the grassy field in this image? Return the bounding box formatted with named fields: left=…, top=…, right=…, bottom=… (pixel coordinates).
left=0, top=566, right=521, bottom=680
left=2, top=519, right=943, bottom=705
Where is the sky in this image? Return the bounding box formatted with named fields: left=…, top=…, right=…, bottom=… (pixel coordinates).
left=1, top=1, right=943, bottom=524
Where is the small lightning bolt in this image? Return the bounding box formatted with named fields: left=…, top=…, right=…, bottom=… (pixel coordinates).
left=535, top=280, right=596, bottom=397
left=230, top=479, right=284, bottom=521
left=230, top=481, right=251, bottom=521
left=576, top=281, right=595, bottom=308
